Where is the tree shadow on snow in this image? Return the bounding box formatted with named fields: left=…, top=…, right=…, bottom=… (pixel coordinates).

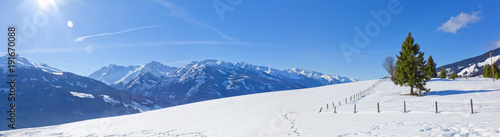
left=429, top=79, right=453, bottom=82
left=426, top=89, right=498, bottom=96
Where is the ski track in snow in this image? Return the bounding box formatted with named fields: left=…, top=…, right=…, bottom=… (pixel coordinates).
left=84, top=129, right=207, bottom=137
left=283, top=112, right=301, bottom=136
left=0, top=129, right=208, bottom=137
left=339, top=121, right=500, bottom=137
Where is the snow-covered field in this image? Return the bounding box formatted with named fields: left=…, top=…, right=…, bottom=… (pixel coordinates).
left=1, top=78, right=500, bottom=136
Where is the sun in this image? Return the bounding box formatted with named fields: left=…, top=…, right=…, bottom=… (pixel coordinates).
left=67, top=20, right=74, bottom=28
left=38, top=0, right=56, bottom=9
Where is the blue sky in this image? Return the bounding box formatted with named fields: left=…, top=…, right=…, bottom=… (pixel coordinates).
left=1, top=0, right=500, bottom=80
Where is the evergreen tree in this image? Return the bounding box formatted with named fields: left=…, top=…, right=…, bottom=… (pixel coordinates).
left=450, top=72, right=457, bottom=80
left=493, top=62, right=499, bottom=79
left=395, top=32, right=428, bottom=95
left=424, top=55, right=437, bottom=81
left=440, top=67, right=446, bottom=79
left=483, top=64, right=491, bottom=78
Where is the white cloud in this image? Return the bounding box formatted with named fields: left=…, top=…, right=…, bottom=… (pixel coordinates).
left=438, top=11, right=481, bottom=34
left=75, top=25, right=160, bottom=42
left=492, top=40, right=500, bottom=48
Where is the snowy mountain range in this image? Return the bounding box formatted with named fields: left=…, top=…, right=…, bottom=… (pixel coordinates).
left=0, top=55, right=160, bottom=130
left=438, top=47, right=500, bottom=77
left=89, top=59, right=357, bottom=106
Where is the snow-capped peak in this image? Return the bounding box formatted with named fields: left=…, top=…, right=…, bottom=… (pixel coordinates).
left=89, top=61, right=177, bottom=88
left=0, top=55, right=63, bottom=74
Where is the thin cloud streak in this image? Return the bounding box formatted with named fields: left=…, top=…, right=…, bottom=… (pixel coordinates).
left=74, top=25, right=161, bottom=42
left=154, top=0, right=239, bottom=42
left=7, top=40, right=276, bottom=55
left=0, top=47, right=84, bottom=55
left=97, top=41, right=277, bottom=50
left=179, top=17, right=239, bottom=42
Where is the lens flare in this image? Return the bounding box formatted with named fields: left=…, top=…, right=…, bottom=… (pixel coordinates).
left=67, top=20, right=74, bottom=28
left=38, top=0, right=56, bottom=9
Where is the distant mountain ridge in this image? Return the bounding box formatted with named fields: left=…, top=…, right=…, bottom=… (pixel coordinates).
left=0, top=55, right=161, bottom=130
left=438, top=47, right=500, bottom=77
left=89, top=59, right=357, bottom=106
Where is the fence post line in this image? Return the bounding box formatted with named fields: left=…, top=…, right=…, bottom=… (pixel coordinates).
left=404, top=101, right=406, bottom=113
left=377, top=102, right=380, bottom=113
left=470, top=99, right=474, bottom=114
left=435, top=101, right=438, bottom=114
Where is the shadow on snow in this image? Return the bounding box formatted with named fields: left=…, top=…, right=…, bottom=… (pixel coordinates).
left=429, top=79, right=453, bottom=82
left=426, top=89, right=498, bottom=96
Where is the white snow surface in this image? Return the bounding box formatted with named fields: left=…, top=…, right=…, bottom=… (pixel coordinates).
left=477, top=54, right=500, bottom=67
left=69, top=91, right=94, bottom=99
left=89, top=62, right=176, bottom=87
left=2, top=78, right=500, bottom=136
left=458, top=64, right=478, bottom=76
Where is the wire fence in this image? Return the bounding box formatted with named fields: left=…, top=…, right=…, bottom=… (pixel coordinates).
left=319, top=79, right=385, bottom=113
left=323, top=99, right=500, bottom=114
left=318, top=79, right=499, bottom=114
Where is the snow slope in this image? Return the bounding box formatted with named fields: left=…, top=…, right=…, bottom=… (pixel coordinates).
left=1, top=78, right=500, bottom=136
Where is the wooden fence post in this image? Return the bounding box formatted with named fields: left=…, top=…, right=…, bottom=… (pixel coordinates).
left=377, top=102, right=380, bottom=113
left=470, top=99, right=474, bottom=114
left=334, top=106, right=337, bottom=113
left=354, top=104, right=357, bottom=113
left=345, top=98, right=347, bottom=103
left=339, top=101, right=341, bottom=106
left=404, top=101, right=406, bottom=113
left=327, top=104, right=329, bottom=109
left=332, top=102, right=335, bottom=108
left=319, top=107, right=322, bottom=113
left=435, top=101, right=438, bottom=113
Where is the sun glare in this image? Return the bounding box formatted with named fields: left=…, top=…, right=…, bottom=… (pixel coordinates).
left=38, top=0, right=56, bottom=9
left=67, top=20, right=74, bottom=28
